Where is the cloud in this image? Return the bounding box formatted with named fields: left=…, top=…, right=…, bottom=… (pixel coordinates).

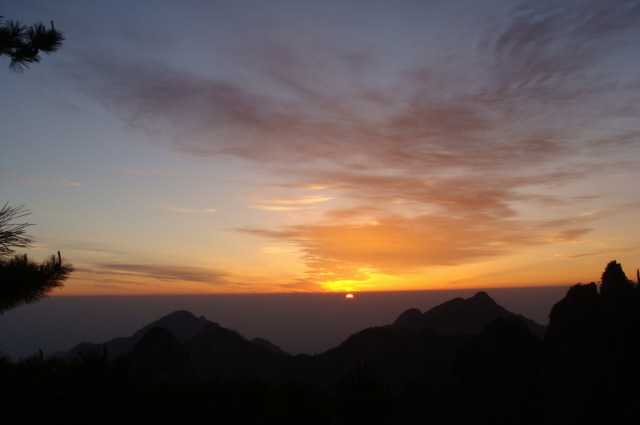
left=259, top=247, right=297, bottom=254
left=162, top=206, right=217, bottom=213
left=71, top=1, right=640, bottom=286
left=239, top=214, right=553, bottom=283
left=247, top=195, right=331, bottom=212
left=250, top=205, right=310, bottom=211
left=253, top=196, right=332, bottom=204
left=559, top=245, right=640, bottom=260
left=0, top=172, right=83, bottom=187
left=112, top=167, right=179, bottom=175
left=261, top=183, right=338, bottom=190
left=490, top=0, right=640, bottom=93
left=277, top=278, right=324, bottom=292
left=239, top=198, right=611, bottom=283
left=546, top=228, right=593, bottom=242
left=34, top=177, right=83, bottom=187
left=37, top=237, right=125, bottom=256
left=93, top=263, right=231, bottom=285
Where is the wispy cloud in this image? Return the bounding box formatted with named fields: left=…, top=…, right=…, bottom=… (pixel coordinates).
left=253, top=196, right=331, bottom=205
left=250, top=205, right=309, bottom=211
left=93, top=263, right=231, bottom=285
left=112, top=167, right=179, bottom=175
left=162, top=206, right=217, bottom=213
left=260, top=247, right=297, bottom=254
left=239, top=211, right=599, bottom=283
left=1, top=172, right=82, bottom=187
left=558, top=246, right=640, bottom=260
left=545, top=228, right=593, bottom=243
left=71, top=1, right=640, bottom=286
left=36, top=236, right=125, bottom=256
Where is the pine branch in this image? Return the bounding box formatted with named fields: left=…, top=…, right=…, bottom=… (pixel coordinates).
left=0, top=252, right=74, bottom=313
left=0, top=17, right=64, bottom=72
left=0, top=203, right=34, bottom=258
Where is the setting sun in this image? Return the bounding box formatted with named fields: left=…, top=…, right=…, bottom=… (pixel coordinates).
left=345, top=293, right=354, bottom=299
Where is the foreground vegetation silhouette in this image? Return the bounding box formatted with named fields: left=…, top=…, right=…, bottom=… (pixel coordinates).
left=1, top=260, right=639, bottom=424
left=0, top=16, right=63, bottom=72
left=0, top=203, right=74, bottom=313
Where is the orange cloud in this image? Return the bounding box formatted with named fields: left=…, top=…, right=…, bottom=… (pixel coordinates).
left=259, top=247, right=297, bottom=254
left=241, top=215, right=531, bottom=284
left=254, top=196, right=331, bottom=204
left=250, top=205, right=310, bottom=211
left=79, top=1, right=640, bottom=291
left=546, top=228, right=592, bottom=242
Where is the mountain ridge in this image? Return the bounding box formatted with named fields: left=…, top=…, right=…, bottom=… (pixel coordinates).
left=55, top=291, right=546, bottom=384
left=14, top=261, right=640, bottom=424
left=56, top=309, right=289, bottom=360
left=391, top=290, right=547, bottom=338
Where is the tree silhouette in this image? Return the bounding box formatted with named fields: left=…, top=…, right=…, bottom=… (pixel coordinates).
left=0, top=203, right=33, bottom=258
left=0, top=204, right=73, bottom=313
left=0, top=16, right=64, bottom=72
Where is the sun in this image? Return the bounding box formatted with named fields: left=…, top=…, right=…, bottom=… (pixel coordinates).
left=345, top=293, right=354, bottom=299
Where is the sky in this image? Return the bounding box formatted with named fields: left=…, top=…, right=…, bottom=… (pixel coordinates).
left=2, top=0, right=640, bottom=296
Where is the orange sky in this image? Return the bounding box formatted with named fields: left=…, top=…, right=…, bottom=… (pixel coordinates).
left=2, top=1, right=639, bottom=295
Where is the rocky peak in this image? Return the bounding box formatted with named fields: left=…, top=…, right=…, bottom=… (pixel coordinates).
left=391, top=291, right=545, bottom=338
left=469, top=291, right=495, bottom=304
left=600, top=260, right=633, bottom=298
left=391, top=308, right=422, bottom=329
left=132, top=310, right=213, bottom=343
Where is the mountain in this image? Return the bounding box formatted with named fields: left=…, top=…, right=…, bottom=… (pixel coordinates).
left=129, top=310, right=212, bottom=343
left=311, top=325, right=471, bottom=389
left=391, top=291, right=547, bottom=338
left=54, top=291, right=546, bottom=386
left=542, top=262, right=640, bottom=421
left=57, top=310, right=289, bottom=360
left=183, top=322, right=289, bottom=381
left=129, top=326, right=197, bottom=382
left=300, top=292, right=548, bottom=388
left=251, top=337, right=291, bottom=356
left=16, top=261, right=640, bottom=424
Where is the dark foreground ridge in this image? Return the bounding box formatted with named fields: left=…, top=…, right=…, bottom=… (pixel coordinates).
left=2, top=260, right=640, bottom=424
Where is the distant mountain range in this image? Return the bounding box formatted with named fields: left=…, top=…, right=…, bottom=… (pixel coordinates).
left=56, top=291, right=546, bottom=385
left=57, top=310, right=288, bottom=360
left=21, top=261, right=640, bottom=424
left=58, top=291, right=545, bottom=358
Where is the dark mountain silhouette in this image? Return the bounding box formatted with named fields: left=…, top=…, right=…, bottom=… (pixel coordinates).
left=251, top=337, right=291, bottom=356
left=57, top=310, right=289, bottom=360
left=130, top=310, right=212, bottom=342
left=391, top=291, right=547, bottom=338
left=390, top=307, right=422, bottom=329
left=52, top=291, right=548, bottom=390
left=452, top=260, right=640, bottom=424
left=312, top=325, right=471, bottom=390
left=129, top=326, right=196, bottom=382
left=454, top=316, right=543, bottom=424
left=7, top=261, right=640, bottom=424
left=541, top=260, right=640, bottom=423
left=183, top=322, right=288, bottom=380
left=600, top=259, right=634, bottom=298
